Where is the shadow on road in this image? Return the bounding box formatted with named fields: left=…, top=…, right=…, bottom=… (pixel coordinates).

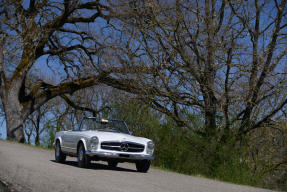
left=50, top=160, right=138, bottom=173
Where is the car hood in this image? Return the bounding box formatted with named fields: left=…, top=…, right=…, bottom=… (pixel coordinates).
left=82, top=131, right=150, bottom=145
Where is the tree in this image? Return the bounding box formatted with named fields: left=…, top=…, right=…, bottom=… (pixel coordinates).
left=25, top=106, right=50, bottom=146
left=0, top=0, right=155, bottom=142
left=105, top=0, right=287, bottom=140
left=247, top=121, right=287, bottom=190
left=1, top=0, right=287, bottom=143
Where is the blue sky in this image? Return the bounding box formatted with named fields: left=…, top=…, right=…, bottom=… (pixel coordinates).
left=0, top=118, right=6, bottom=139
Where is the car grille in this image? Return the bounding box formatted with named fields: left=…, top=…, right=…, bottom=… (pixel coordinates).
left=101, top=141, right=145, bottom=152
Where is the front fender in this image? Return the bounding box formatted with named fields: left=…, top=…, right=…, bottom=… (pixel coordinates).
left=54, top=135, right=63, bottom=147
left=78, top=138, right=88, bottom=151
left=54, top=132, right=65, bottom=147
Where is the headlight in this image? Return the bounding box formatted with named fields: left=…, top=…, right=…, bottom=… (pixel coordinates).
left=147, top=141, right=154, bottom=155
left=147, top=141, right=154, bottom=149
left=90, top=136, right=99, bottom=150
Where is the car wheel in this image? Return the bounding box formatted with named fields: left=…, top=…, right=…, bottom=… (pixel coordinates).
left=55, top=141, right=66, bottom=163
left=107, top=160, right=118, bottom=168
left=136, top=160, right=151, bottom=173
left=77, top=144, right=91, bottom=168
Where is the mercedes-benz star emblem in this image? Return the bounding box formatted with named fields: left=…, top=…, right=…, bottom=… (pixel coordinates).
left=120, top=143, right=129, bottom=152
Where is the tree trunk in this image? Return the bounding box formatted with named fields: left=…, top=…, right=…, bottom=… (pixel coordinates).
left=35, top=124, right=40, bottom=146
left=35, top=109, right=41, bottom=146
left=27, top=136, right=31, bottom=145
left=35, top=131, right=40, bottom=146
left=203, top=94, right=217, bottom=137
left=201, top=81, right=217, bottom=137
left=2, top=83, right=26, bottom=143
left=4, top=103, right=25, bottom=143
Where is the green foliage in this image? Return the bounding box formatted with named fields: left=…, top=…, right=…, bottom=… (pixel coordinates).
left=110, top=101, right=264, bottom=187
left=246, top=122, right=287, bottom=191
left=208, top=138, right=263, bottom=186
left=41, top=120, right=59, bottom=148
left=108, top=101, right=162, bottom=139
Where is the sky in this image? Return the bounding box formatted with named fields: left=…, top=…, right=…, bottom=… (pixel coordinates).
left=0, top=119, right=6, bottom=139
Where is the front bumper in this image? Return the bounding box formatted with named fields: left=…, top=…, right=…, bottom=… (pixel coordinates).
left=86, top=150, right=154, bottom=160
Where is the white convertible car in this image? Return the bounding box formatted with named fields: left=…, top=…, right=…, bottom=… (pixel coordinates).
left=54, top=117, right=154, bottom=172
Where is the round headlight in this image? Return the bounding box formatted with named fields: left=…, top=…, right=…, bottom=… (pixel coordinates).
left=147, top=141, right=154, bottom=155
left=91, top=136, right=99, bottom=143
left=147, top=141, right=154, bottom=150
left=90, top=136, right=99, bottom=150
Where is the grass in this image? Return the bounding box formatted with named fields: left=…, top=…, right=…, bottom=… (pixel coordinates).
left=1, top=139, right=54, bottom=150
left=24, top=142, right=54, bottom=151
left=151, top=165, right=206, bottom=178
left=150, top=165, right=273, bottom=191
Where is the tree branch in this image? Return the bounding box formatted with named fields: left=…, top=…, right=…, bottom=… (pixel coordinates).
left=60, top=94, right=110, bottom=116
left=245, top=97, right=287, bottom=133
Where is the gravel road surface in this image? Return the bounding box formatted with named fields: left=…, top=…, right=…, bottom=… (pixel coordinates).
left=0, top=140, right=275, bottom=192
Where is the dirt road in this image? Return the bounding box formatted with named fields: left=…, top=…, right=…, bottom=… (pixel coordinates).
left=0, top=140, right=274, bottom=192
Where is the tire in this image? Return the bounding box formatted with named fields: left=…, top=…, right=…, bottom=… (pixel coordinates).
left=55, top=141, right=66, bottom=163
left=77, top=144, right=91, bottom=168
left=136, top=160, right=151, bottom=173
left=107, top=160, right=118, bottom=168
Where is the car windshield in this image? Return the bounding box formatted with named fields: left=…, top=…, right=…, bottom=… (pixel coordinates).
left=80, top=118, right=130, bottom=134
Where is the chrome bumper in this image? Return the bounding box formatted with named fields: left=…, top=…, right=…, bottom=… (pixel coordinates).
left=86, top=151, right=154, bottom=160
